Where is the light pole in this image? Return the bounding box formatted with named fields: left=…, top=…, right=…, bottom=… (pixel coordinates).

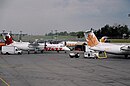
left=55, top=30, right=57, bottom=41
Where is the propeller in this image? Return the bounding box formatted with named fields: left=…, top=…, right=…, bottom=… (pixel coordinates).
left=44, top=41, right=47, bottom=49
left=28, top=39, right=39, bottom=48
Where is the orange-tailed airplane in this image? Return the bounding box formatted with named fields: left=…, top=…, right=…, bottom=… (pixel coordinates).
left=84, top=29, right=130, bottom=58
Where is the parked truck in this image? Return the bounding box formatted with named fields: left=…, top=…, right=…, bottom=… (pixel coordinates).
left=1, top=46, right=22, bottom=55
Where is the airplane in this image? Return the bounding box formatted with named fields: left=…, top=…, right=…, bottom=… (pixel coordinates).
left=39, top=42, right=70, bottom=53
left=84, top=29, right=130, bottom=58
left=0, top=39, right=6, bottom=49
left=49, top=40, right=79, bottom=47
left=3, top=33, right=70, bottom=54
left=3, top=33, right=38, bottom=53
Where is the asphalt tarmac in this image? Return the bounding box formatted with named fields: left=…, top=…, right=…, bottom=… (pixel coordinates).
left=0, top=51, right=130, bottom=86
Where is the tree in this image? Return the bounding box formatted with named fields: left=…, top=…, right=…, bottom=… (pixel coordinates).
left=94, top=24, right=129, bottom=38
left=76, top=31, right=84, bottom=38
left=69, top=32, right=77, bottom=36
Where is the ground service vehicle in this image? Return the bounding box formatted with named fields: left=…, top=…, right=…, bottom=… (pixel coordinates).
left=69, top=52, right=80, bottom=58
left=1, top=46, right=22, bottom=55
left=83, top=45, right=98, bottom=58
left=84, top=51, right=97, bottom=58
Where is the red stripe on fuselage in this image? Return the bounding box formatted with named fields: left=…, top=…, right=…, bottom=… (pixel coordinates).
left=44, top=47, right=63, bottom=51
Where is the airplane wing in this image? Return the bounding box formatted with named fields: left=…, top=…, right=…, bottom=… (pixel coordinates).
left=28, top=43, right=39, bottom=48
left=28, top=41, right=40, bottom=48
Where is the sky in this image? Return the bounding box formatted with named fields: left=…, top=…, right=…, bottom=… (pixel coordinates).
left=0, top=0, right=130, bottom=35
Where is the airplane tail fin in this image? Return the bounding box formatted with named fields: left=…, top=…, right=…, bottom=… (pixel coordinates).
left=100, top=36, right=107, bottom=43
left=84, top=29, right=99, bottom=47
left=4, top=33, right=13, bottom=45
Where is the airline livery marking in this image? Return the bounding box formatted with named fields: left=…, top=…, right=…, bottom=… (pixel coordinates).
left=44, top=47, right=63, bottom=51
left=86, top=33, right=99, bottom=47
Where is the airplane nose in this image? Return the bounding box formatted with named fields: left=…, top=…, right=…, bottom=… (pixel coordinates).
left=63, top=46, right=70, bottom=51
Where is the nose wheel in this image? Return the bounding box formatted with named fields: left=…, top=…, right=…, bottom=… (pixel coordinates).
left=125, top=55, right=128, bottom=58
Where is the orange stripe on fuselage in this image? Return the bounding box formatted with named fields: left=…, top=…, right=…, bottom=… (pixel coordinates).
left=0, top=43, right=5, bottom=47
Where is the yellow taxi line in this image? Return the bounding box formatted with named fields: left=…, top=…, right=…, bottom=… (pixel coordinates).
left=0, top=77, right=10, bottom=86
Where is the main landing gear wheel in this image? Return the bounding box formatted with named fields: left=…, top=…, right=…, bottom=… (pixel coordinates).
left=125, top=55, right=128, bottom=58
left=28, top=50, right=30, bottom=54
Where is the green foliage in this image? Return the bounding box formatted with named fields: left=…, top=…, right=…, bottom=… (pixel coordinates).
left=95, top=24, right=129, bottom=38
left=69, top=32, right=77, bottom=36
left=46, top=31, right=84, bottom=38
left=109, top=39, right=130, bottom=43
left=77, top=31, right=84, bottom=38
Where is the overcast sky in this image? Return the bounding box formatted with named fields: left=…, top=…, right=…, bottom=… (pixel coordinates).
left=0, top=0, right=130, bottom=35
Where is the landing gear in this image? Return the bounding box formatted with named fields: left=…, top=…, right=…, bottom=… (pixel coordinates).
left=34, top=48, right=38, bottom=54
left=57, top=51, right=59, bottom=53
left=28, top=50, right=30, bottom=54
left=125, top=55, right=128, bottom=58
left=41, top=50, right=43, bottom=53
left=34, top=51, right=37, bottom=54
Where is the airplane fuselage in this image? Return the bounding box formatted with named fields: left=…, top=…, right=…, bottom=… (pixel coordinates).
left=8, top=42, right=70, bottom=51
left=39, top=43, right=70, bottom=51
left=90, top=43, right=130, bottom=55
left=9, top=42, right=34, bottom=51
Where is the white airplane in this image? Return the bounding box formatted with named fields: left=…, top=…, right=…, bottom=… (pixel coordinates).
left=3, top=33, right=70, bottom=53
left=4, top=33, right=39, bottom=53
left=38, top=41, right=70, bottom=53
left=84, top=29, right=130, bottom=58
